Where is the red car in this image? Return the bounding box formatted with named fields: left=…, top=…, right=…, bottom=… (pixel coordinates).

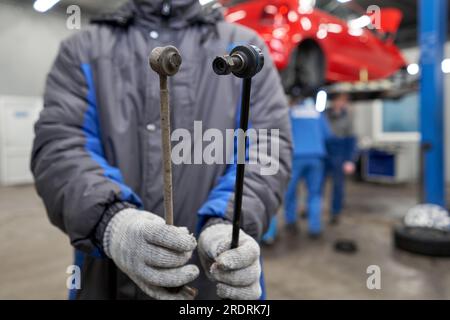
left=220, top=0, right=407, bottom=93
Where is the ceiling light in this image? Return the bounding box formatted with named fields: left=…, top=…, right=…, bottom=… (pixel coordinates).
left=33, top=0, right=60, bottom=12
left=407, top=63, right=419, bottom=75
left=348, top=15, right=371, bottom=29
left=315, top=90, right=327, bottom=112
left=442, top=59, right=450, bottom=74
left=199, top=0, right=214, bottom=5
left=225, top=10, right=247, bottom=23
left=300, top=17, right=312, bottom=31
left=299, top=0, right=316, bottom=14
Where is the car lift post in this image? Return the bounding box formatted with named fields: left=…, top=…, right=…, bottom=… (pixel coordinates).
left=419, top=0, right=447, bottom=206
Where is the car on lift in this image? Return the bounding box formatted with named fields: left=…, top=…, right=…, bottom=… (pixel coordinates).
left=220, top=0, right=407, bottom=94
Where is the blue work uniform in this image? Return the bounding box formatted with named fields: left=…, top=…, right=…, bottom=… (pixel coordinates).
left=264, top=99, right=332, bottom=239
left=325, top=109, right=357, bottom=216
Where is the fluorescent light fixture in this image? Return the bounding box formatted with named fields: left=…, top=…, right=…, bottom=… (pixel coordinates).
left=442, top=58, right=450, bottom=74
left=33, top=0, right=60, bottom=12
left=327, top=23, right=343, bottom=34
left=317, top=24, right=327, bottom=39
left=315, top=90, right=327, bottom=112
left=264, top=5, right=278, bottom=15
left=337, top=0, right=352, bottom=3
left=299, top=0, right=316, bottom=14
left=348, top=27, right=363, bottom=37
left=199, top=0, right=215, bottom=5
left=288, top=10, right=299, bottom=23
left=407, top=63, right=419, bottom=75
left=300, top=17, right=312, bottom=31
left=348, top=15, right=371, bottom=29
left=225, top=10, right=247, bottom=23
left=273, top=27, right=287, bottom=39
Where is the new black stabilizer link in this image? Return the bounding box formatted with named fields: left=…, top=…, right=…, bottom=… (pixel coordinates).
left=212, top=45, right=264, bottom=249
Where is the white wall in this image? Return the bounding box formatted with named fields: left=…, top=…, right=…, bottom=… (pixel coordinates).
left=0, top=1, right=87, bottom=186
left=353, top=100, right=420, bottom=182
left=0, top=1, right=82, bottom=96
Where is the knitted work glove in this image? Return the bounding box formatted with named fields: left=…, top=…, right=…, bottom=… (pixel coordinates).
left=198, top=223, right=262, bottom=300
left=103, top=208, right=199, bottom=300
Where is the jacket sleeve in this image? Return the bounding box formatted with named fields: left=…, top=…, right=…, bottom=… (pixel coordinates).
left=344, top=137, right=358, bottom=162
left=320, top=114, right=333, bottom=140
left=31, top=38, right=142, bottom=254
left=198, top=36, right=293, bottom=240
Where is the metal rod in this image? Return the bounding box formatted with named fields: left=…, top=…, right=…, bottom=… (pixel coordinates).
left=150, top=46, right=197, bottom=299
left=231, top=77, right=252, bottom=249
left=159, top=75, right=174, bottom=226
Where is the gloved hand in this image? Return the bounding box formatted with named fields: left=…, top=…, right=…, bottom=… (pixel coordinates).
left=103, top=208, right=199, bottom=300
left=198, top=223, right=262, bottom=300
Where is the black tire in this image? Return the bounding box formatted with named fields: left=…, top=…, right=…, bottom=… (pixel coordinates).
left=280, top=41, right=325, bottom=97
left=393, top=225, right=450, bottom=257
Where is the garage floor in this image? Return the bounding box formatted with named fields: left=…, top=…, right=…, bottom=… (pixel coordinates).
left=1, top=181, right=449, bottom=300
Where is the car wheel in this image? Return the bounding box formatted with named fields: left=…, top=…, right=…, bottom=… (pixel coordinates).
left=393, top=225, right=450, bottom=257
left=281, top=41, right=325, bottom=97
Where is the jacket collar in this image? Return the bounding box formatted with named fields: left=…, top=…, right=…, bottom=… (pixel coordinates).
left=91, top=0, right=223, bottom=29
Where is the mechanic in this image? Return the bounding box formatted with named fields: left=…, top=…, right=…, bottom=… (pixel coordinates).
left=31, top=0, right=292, bottom=300
left=325, top=92, right=357, bottom=225
left=263, top=93, right=331, bottom=243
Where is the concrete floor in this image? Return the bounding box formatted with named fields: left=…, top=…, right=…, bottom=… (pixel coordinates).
left=0, top=181, right=449, bottom=299
left=0, top=185, right=71, bottom=299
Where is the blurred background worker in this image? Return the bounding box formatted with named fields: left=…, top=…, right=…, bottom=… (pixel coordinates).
left=325, top=93, right=357, bottom=224
left=263, top=94, right=331, bottom=243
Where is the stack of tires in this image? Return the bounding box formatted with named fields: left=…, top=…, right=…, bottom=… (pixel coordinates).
left=394, top=204, right=450, bottom=257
